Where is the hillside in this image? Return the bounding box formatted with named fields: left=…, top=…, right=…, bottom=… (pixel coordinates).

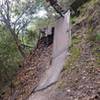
left=0, top=0, right=100, bottom=100
left=51, top=0, right=100, bottom=99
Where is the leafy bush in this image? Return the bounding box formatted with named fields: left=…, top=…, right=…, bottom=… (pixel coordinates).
left=96, top=33, right=100, bottom=41
left=0, top=26, right=22, bottom=92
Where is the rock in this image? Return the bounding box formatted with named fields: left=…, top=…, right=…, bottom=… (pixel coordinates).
left=67, top=89, right=71, bottom=92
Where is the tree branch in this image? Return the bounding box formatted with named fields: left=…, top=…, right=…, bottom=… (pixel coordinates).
left=14, top=1, right=34, bottom=28
left=21, top=44, right=33, bottom=48
left=17, top=20, right=31, bottom=34
left=6, top=0, right=10, bottom=23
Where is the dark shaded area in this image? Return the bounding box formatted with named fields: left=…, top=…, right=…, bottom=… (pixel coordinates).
left=47, top=27, right=55, bottom=46
left=46, top=0, right=57, bottom=6
left=46, top=0, right=64, bottom=17
left=71, top=0, right=90, bottom=16
left=38, top=27, right=54, bottom=47
left=47, top=0, right=91, bottom=17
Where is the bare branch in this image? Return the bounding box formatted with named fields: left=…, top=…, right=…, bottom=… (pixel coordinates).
left=14, top=1, right=35, bottom=28
left=14, top=11, right=25, bottom=28
left=6, top=0, right=10, bottom=22
left=0, top=0, right=12, bottom=30
left=17, top=20, right=31, bottom=34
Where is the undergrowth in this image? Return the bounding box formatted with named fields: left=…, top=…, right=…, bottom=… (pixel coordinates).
left=63, top=36, right=81, bottom=71
left=58, top=36, right=81, bottom=89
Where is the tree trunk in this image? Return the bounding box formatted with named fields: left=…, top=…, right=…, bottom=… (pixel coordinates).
left=4, top=20, right=26, bottom=57
left=10, top=30, right=26, bottom=57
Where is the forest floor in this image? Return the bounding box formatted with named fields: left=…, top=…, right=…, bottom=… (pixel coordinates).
left=1, top=0, right=100, bottom=100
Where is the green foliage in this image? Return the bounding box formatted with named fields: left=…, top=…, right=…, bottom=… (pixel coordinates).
left=59, top=45, right=80, bottom=89
left=71, top=16, right=77, bottom=24
left=71, top=35, right=81, bottom=44
left=58, top=36, right=81, bottom=89
left=0, top=26, right=22, bottom=91
left=64, top=36, right=81, bottom=70
left=96, top=33, right=100, bottom=41
left=22, top=29, right=40, bottom=49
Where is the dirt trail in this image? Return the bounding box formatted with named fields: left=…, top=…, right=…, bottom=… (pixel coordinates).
left=28, top=11, right=71, bottom=100
left=35, top=50, right=67, bottom=91
left=28, top=50, right=68, bottom=100
left=28, top=84, right=56, bottom=100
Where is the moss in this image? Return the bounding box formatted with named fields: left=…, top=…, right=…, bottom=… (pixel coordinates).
left=86, top=28, right=96, bottom=42
left=71, top=16, right=77, bottom=24
left=63, top=36, right=81, bottom=70
left=95, top=33, right=100, bottom=41
left=58, top=42, right=81, bottom=89
left=72, top=36, right=81, bottom=45
left=64, top=46, right=80, bottom=70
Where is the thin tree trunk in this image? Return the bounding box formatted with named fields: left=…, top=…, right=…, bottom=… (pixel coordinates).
left=2, top=15, right=26, bottom=57
left=10, top=30, right=26, bottom=57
